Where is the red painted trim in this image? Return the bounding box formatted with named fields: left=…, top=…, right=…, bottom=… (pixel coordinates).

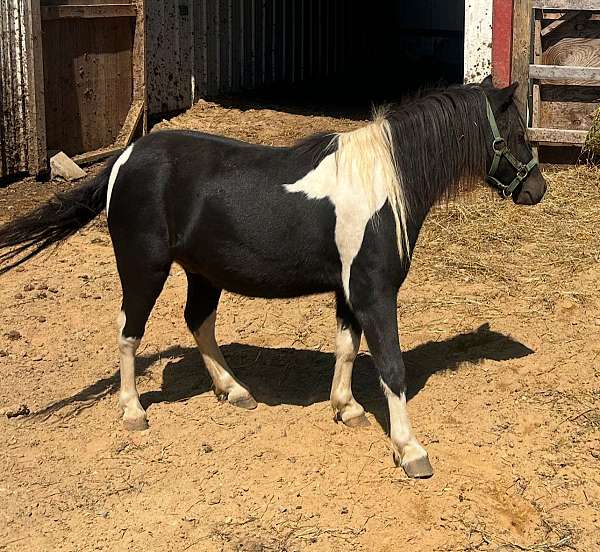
left=492, top=0, right=513, bottom=87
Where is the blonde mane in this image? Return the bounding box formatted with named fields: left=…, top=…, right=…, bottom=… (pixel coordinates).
left=333, top=109, right=411, bottom=262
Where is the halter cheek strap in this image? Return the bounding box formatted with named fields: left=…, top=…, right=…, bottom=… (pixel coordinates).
left=485, top=98, right=538, bottom=198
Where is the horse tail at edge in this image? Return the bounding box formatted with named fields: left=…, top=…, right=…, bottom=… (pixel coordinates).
left=0, top=159, right=116, bottom=276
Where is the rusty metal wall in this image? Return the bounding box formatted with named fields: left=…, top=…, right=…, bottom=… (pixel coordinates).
left=0, top=0, right=29, bottom=178
left=147, top=0, right=354, bottom=115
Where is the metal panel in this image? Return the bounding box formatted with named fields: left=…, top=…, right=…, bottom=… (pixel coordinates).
left=0, top=0, right=29, bottom=177
left=146, top=0, right=356, bottom=114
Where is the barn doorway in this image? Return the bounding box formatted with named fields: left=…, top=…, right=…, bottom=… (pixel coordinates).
left=147, top=1, right=466, bottom=120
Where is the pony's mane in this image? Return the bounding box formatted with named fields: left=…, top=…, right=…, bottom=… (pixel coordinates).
left=330, top=85, right=489, bottom=262
left=384, top=85, right=489, bottom=209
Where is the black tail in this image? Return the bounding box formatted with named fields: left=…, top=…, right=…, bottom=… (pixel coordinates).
left=0, top=163, right=113, bottom=275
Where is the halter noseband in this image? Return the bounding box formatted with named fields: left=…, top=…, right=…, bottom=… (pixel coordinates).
left=485, top=98, right=538, bottom=198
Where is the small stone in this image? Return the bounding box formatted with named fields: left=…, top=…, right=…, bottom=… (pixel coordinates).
left=96, top=511, right=109, bottom=518
left=340, top=506, right=349, bottom=515
left=36, top=283, right=48, bottom=290
left=5, top=330, right=21, bottom=341
left=38, top=317, right=46, bottom=323
left=207, top=494, right=221, bottom=505
left=50, top=151, right=86, bottom=181
left=14, top=293, right=23, bottom=300
left=5, top=404, right=30, bottom=418
left=48, top=287, right=59, bottom=294
left=0, top=350, right=7, bottom=357
left=201, top=443, right=213, bottom=454
left=288, top=457, right=296, bottom=464
left=23, top=283, right=34, bottom=292
left=278, top=506, right=287, bottom=513
left=36, top=291, right=47, bottom=299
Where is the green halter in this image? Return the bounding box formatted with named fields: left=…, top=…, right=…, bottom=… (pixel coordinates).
left=485, top=98, right=538, bottom=198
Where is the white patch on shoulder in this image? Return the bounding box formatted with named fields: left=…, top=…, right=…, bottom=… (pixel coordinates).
left=106, top=145, right=134, bottom=216
left=285, top=152, right=388, bottom=302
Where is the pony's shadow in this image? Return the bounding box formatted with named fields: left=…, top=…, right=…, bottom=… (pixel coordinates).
left=34, top=323, right=533, bottom=431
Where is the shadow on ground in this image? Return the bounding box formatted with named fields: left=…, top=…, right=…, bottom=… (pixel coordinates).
left=32, top=323, right=533, bottom=432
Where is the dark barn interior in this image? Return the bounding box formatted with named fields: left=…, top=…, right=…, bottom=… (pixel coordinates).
left=147, top=0, right=466, bottom=118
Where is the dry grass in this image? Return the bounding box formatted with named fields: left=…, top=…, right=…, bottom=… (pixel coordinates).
left=415, top=164, right=600, bottom=309
left=585, top=106, right=600, bottom=156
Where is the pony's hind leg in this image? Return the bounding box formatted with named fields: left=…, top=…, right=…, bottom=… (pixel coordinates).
left=330, top=294, right=369, bottom=427
left=116, top=260, right=170, bottom=430
left=185, top=272, right=257, bottom=409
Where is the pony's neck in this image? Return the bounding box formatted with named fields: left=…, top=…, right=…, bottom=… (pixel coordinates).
left=385, top=86, right=489, bottom=221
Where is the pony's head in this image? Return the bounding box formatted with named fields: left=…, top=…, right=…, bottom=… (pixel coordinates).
left=480, top=76, right=547, bottom=205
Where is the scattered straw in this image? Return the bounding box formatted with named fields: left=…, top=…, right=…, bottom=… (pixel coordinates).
left=584, top=106, right=600, bottom=156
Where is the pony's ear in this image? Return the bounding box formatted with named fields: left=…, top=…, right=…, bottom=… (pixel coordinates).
left=488, top=81, right=519, bottom=111
left=480, top=75, right=494, bottom=88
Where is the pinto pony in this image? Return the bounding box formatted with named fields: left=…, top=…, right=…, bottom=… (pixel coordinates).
left=0, top=79, right=546, bottom=478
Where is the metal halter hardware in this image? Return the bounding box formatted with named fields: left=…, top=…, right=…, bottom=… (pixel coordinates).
left=485, top=98, right=538, bottom=198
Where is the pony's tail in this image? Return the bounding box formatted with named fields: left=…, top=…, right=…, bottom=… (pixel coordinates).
left=0, top=162, right=113, bottom=275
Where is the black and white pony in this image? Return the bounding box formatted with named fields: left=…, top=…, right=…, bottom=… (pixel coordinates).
left=0, top=78, right=546, bottom=478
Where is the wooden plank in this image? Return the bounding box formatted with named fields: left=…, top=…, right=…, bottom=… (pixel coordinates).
left=532, top=1, right=600, bottom=9
left=542, top=11, right=600, bottom=18
left=42, top=17, right=133, bottom=155
left=41, top=4, right=135, bottom=19
left=527, top=127, right=588, bottom=143
left=540, top=99, right=598, bottom=129
left=72, top=145, right=123, bottom=165
left=132, top=0, right=146, bottom=133
left=114, top=99, right=143, bottom=146
left=540, top=11, right=579, bottom=35
left=530, top=63, right=600, bottom=80
left=512, top=0, right=533, bottom=118
left=25, top=0, right=48, bottom=175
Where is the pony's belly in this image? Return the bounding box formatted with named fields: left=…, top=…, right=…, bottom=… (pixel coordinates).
left=176, top=245, right=339, bottom=299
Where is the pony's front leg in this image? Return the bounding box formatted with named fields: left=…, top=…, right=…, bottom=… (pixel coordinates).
left=354, top=293, right=433, bottom=478
left=330, top=294, right=369, bottom=427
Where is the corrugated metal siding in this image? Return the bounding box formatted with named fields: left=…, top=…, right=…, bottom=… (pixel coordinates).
left=147, top=0, right=354, bottom=115
left=0, top=0, right=29, bottom=178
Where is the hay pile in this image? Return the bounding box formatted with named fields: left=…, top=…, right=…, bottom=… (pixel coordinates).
left=585, top=106, right=600, bottom=156
left=412, top=164, right=600, bottom=318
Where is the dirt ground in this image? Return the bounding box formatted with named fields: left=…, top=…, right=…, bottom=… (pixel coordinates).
left=1, top=101, right=599, bottom=552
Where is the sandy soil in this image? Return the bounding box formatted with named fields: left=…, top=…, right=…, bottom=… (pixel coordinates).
left=0, top=101, right=599, bottom=552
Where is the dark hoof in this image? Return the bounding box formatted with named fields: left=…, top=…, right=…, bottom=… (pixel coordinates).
left=396, top=453, right=434, bottom=479
left=343, top=413, right=371, bottom=428
left=230, top=395, right=258, bottom=410
left=123, top=416, right=149, bottom=432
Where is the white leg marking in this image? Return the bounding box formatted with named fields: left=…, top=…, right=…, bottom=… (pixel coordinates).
left=381, top=382, right=428, bottom=467
left=193, top=312, right=256, bottom=407
left=330, top=318, right=366, bottom=424
left=117, top=311, right=147, bottom=429
left=106, top=145, right=134, bottom=215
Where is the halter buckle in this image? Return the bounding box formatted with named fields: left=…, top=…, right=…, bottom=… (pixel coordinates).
left=492, top=137, right=506, bottom=153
